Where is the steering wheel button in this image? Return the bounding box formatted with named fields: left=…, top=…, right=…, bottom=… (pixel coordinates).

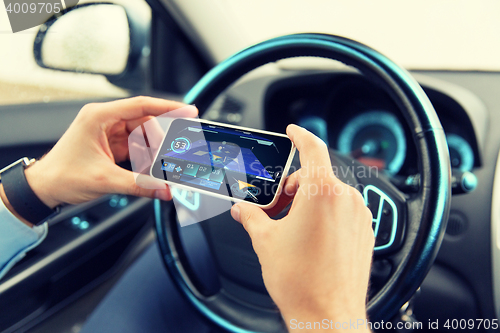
left=366, top=189, right=382, bottom=217
left=363, top=185, right=398, bottom=251
left=375, top=201, right=397, bottom=247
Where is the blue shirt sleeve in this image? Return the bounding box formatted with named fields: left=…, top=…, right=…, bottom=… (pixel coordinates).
left=0, top=198, right=48, bottom=280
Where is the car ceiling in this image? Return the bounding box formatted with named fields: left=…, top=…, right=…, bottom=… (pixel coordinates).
left=161, top=0, right=500, bottom=71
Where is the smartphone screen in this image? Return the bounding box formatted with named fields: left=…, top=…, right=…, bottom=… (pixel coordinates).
left=150, top=118, right=294, bottom=207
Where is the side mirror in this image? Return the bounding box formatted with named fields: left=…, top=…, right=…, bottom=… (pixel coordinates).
left=33, top=3, right=149, bottom=90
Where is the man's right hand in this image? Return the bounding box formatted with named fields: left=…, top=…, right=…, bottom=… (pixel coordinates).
left=231, top=124, right=375, bottom=331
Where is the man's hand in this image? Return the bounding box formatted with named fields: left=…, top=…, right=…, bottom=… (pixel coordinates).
left=22, top=96, right=196, bottom=209
left=231, top=124, right=374, bottom=330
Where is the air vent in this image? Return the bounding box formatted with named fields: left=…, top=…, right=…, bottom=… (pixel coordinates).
left=221, top=95, right=243, bottom=113
left=204, top=95, right=244, bottom=124
left=446, top=211, right=468, bottom=237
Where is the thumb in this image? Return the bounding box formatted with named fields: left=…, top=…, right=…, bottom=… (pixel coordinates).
left=110, top=167, right=172, bottom=201
left=231, top=202, right=272, bottom=237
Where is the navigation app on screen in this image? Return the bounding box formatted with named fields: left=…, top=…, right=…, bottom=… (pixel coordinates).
left=151, top=119, right=293, bottom=206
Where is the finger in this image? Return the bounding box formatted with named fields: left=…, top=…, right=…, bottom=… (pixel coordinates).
left=125, top=115, right=155, bottom=134
left=125, top=116, right=165, bottom=168
left=283, top=169, right=300, bottom=195
left=141, top=116, right=167, bottom=152
left=109, top=167, right=172, bottom=200
left=128, top=140, right=154, bottom=174
left=286, top=124, right=332, bottom=169
left=231, top=202, right=272, bottom=237
left=157, top=104, right=199, bottom=119
left=263, top=170, right=299, bottom=217
left=134, top=172, right=170, bottom=190
left=96, top=96, right=197, bottom=121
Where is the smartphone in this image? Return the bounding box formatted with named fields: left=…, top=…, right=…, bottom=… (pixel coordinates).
left=150, top=118, right=296, bottom=208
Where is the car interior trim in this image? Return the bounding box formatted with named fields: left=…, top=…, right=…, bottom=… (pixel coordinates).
left=0, top=197, right=151, bottom=293
left=490, top=149, right=500, bottom=320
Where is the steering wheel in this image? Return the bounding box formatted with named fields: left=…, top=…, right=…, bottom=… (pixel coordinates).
left=155, top=33, right=451, bottom=332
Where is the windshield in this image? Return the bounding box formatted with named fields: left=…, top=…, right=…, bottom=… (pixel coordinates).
left=170, top=0, right=500, bottom=71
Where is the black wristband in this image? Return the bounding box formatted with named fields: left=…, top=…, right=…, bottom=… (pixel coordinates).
left=1, top=161, right=57, bottom=225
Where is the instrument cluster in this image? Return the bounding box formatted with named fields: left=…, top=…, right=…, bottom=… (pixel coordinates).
left=264, top=73, right=479, bottom=176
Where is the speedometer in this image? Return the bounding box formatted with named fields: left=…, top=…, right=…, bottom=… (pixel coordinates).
left=337, top=111, right=407, bottom=174
left=446, top=134, right=474, bottom=171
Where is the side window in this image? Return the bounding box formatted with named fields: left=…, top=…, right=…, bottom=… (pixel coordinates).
left=0, top=0, right=150, bottom=106
left=0, top=0, right=211, bottom=106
